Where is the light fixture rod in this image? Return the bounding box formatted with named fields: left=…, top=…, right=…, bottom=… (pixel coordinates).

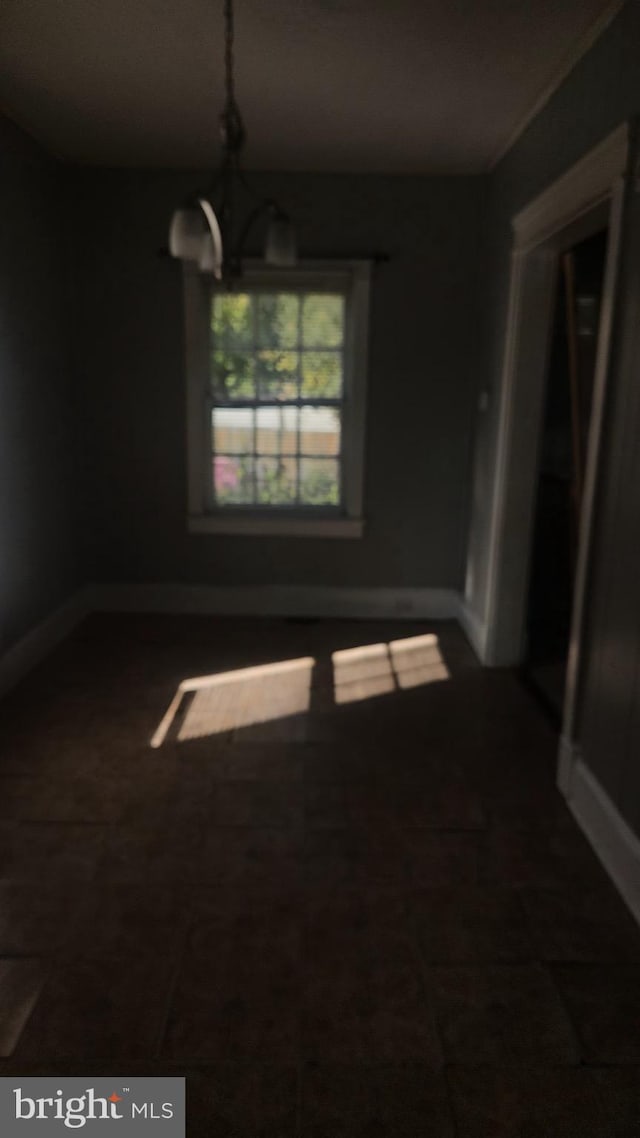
left=168, top=0, right=297, bottom=282
left=224, top=0, right=235, bottom=113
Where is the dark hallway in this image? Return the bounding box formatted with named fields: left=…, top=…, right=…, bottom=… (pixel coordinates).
left=524, top=228, right=609, bottom=719
left=0, top=616, right=638, bottom=1135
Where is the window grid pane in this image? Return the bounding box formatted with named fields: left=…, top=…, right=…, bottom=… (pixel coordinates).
left=211, top=288, right=345, bottom=509
left=211, top=408, right=342, bottom=460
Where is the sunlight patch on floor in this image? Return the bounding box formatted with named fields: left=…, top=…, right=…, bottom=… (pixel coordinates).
left=332, top=642, right=396, bottom=704
left=150, top=634, right=451, bottom=746
left=389, top=633, right=450, bottom=689
left=150, top=657, right=315, bottom=747
left=333, top=634, right=449, bottom=703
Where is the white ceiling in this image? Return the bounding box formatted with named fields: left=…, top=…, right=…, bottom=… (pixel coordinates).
left=0, top=0, right=623, bottom=172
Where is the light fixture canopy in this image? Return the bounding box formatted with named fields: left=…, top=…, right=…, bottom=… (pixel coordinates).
left=168, top=0, right=297, bottom=285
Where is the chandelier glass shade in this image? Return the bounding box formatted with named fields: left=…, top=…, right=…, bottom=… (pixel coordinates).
left=168, top=0, right=297, bottom=285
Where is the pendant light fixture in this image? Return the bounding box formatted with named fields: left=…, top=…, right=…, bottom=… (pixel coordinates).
left=168, top=0, right=297, bottom=284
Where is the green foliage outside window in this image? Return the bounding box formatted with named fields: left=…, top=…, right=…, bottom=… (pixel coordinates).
left=211, top=289, right=344, bottom=508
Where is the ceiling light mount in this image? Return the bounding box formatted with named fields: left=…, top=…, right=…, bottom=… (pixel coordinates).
left=168, top=0, right=297, bottom=285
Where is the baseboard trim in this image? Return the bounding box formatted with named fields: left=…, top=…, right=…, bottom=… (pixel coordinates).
left=0, top=589, right=92, bottom=698
left=0, top=583, right=461, bottom=699
left=567, top=758, right=640, bottom=926
left=557, top=732, right=580, bottom=796
left=456, top=597, right=488, bottom=662
left=91, top=583, right=461, bottom=622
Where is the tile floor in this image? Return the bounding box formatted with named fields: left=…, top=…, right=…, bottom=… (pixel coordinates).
left=0, top=614, right=639, bottom=1135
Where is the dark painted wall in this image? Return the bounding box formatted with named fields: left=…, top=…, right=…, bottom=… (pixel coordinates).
left=0, top=118, right=78, bottom=653
left=464, top=0, right=640, bottom=834
left=72, top=170, right=486, bottom=591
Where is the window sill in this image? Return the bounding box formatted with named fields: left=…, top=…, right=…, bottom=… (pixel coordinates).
left=188, top=514, right=365, bottom=539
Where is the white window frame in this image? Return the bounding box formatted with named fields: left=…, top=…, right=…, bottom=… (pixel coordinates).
left=183, top=260, right=371, bottom=538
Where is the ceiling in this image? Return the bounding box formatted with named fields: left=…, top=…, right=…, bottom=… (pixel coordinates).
left=0, top=0, right=623, bottom=172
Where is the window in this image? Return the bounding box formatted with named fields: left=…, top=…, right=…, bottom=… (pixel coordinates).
left=184, top=262, right=371, bottom=537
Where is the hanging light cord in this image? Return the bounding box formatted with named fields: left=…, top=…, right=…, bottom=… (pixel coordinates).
left=168, top=0, right=297, bottom=277
left=175, top=0, right=293, bottom=281
left=224, top=0, right=235, bottom=115
left=220, top=0, right=244, bottom=155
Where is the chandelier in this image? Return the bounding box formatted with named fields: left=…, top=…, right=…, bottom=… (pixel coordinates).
left=168, top=0, right=297, bottom=284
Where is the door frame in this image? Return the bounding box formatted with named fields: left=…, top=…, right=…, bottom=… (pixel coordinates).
left=481, top=123, right=631, bottom=787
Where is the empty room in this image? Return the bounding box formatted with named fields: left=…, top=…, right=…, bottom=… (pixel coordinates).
left=0, top=1, right=639, bottom=1134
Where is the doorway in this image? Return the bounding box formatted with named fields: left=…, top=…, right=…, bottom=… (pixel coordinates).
left=523, top=228, right=609, bottom=720
left=479, top=122, right=629, bottom=791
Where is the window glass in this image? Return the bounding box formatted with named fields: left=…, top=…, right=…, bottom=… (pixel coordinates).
left=210, top=288, right=346, bottom=509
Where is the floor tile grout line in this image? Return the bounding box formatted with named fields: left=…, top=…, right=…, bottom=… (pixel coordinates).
left=295, top=1050, right=303, bottom=1138
left=540, top=960, right=592, bottom=1065
left=3, top=954, right=55, bottom=1062
left=150, top=909, right=194, bottom=1063
left=442, top=1064, right=463, bottom=1138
